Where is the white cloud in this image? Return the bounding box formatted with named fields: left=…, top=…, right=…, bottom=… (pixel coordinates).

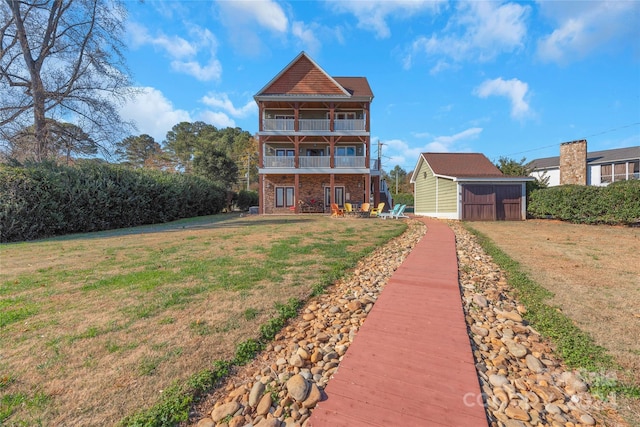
left=198, top=111, right=236, bottom=129
left=200, top=93, right=257, bottom=118
left=171, top=59, right=222, bottom=82
left=380, top=128, right=482, bottom=170
left=404, top=1, right=529, bottom=70
left=217, top=0, right=288, bottom=33
left=216, top=0, right=288, bottom=56
left=120, top=87, right=192, bottom=142
left=292, top=21, right=322, bottom=55
left=474, top=78, right=531, bottom=119
left=127, top=22, right=222, bottom=81
left=327, top=0, right=443, bottom=39
left=536, top=1, right=640, bottom=63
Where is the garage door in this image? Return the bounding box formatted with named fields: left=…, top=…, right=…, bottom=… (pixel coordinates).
left=462, top=185, right=495, bottom=221
left=496, top=185, right=522, bottom=221
left=462, top=185, right=522, bottom=221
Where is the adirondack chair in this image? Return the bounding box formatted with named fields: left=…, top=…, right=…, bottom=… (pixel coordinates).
left=369, top=202, right=385, bottom=217
left=331, top=203, right=345, bottom=217
left=379, top=203, right=401, bottom=220
left=392, top=204, right=408, bottom=219
left=358, top=202, right=370, bottom=217
left=344, top=203, right=355, bottom=216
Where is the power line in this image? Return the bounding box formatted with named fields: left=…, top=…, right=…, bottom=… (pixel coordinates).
left=504, top=122, right=640, bottom=158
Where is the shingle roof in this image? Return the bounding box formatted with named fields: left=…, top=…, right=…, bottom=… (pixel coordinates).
left=530, top=146, right=640, bottom=170
left=421, top=153, right=505, bottom=178
left=334, top=77, right=373, bottom=98
left=254, top=52, right=373, bottom=99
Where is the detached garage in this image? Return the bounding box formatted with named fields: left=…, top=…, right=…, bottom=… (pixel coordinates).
left=410, top=153, right=533, bottom=221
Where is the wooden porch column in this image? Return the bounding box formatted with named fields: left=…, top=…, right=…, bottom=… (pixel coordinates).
left=329, top=136, right=335, bottom=168
left=364, top=136, right=370, bottom=170
left=294, top=102, right=299, bottom=132
left=259, top=174, right=264, bottom=214
left=258, top=136, right=265, bottom=168
left=329, top=103, right=335, bottom=132
left=372, top=175, right=380, bottom=206
left=294, top=136, right=300, bottom=168
left=330, top=174, right=335, bottom=206
left=294, top=174, right=299, bottom=213
left=365, top=174, right=371, bottom=206
left=258, top=102, right=264, bottom=132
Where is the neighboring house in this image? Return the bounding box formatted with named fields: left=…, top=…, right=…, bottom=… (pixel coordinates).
left=530, top=141, right=640, bottom=187
left=410, top=153, right=533, bottom=221
left=254, top=52, right=382, bottom=214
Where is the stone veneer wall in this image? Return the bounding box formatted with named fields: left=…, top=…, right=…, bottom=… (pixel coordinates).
left=559, top=140, right=587, bottom=185
left=263, top=174, right=366, bottom=214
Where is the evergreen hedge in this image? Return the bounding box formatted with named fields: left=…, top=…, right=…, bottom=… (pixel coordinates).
left=0, top=161, right=227, bottom=242
left=528, top=180, right=640, bottom=225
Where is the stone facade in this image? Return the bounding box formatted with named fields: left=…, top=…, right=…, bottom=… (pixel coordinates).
left=263, top=174, right=367, bottom=214
left=560, top=139, right=587, bottom=185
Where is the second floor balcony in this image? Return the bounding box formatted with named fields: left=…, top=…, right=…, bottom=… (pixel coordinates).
left=263, top=155, right=367, bottom=169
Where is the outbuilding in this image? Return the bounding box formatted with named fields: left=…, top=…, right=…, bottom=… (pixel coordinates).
left=410, top=152, right=534, bottom=221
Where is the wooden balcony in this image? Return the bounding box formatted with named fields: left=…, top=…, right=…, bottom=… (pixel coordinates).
left=263, top=155, right=367, bottom=169
left=262, top=118, right=366, bottom=132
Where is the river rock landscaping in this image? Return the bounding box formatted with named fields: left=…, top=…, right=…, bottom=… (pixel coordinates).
left=189, top=219, right=623, bottom=427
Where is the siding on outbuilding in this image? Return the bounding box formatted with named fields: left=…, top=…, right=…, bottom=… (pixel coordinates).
left=411, top=153, right=533, bottom=221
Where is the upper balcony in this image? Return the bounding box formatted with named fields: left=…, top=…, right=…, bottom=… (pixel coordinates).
left=259, top=109, right=369, bottom=136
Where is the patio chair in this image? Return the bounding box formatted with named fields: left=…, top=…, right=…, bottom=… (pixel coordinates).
left=392, top=204, right=408, bottom=219
left=379, top=203, right=401, bottom=220
left=344, top=203, right=355, bottom=216
left=331, top=203, right=345, bottom=217
left=358, top=202, right=370, bottom=217
left=369, top=202, right=385, bottom=217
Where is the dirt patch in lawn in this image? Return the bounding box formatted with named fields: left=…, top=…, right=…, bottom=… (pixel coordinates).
left=467, top=219, right=640, bottom=421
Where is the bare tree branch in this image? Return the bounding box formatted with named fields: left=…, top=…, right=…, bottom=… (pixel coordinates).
left=0, top=0, right=134, bottom=161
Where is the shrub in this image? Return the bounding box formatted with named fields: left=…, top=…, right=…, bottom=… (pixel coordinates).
left=391, top=192, right=413, bottom=207
left=0, top=162, right=227, bottom=242
left=236, top=190, right=258, bottom=211
left=528, top=180, right=640, bottom=225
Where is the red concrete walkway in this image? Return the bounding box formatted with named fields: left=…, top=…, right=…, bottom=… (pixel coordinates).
left=308, top=218, right=488, bottom=427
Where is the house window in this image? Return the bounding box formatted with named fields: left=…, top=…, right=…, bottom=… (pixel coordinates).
left=276, top=149, right=295, bottom=157
left=335, top=146, right=356, bottom=156
left=275, top=186, right=295, bottom=207
left=324, top=186, right=345, bottom=207
left=602, top=161, right=640, bottom=184
left=601, top=164, right=612, bottom=184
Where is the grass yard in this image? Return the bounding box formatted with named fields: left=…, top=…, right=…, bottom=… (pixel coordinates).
left=467, top=219, right=640, bottom=425
left=0, top=214, right=406, bottom=426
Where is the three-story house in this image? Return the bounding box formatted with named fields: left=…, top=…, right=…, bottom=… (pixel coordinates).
left=254, top=52, right=380, bottom=214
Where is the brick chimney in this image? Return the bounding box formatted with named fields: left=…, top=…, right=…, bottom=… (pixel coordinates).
left=560, top=139, right=587, bottom=185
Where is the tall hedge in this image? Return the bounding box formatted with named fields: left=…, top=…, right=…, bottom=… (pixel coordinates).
left=0, top=161, right=227, bottom=242
left=528, top=180, right=640, bottom=225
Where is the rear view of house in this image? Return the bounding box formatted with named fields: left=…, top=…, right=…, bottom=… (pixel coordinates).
left=410, top=153, right=533, bottom=221
left=254, top=52, right=380, bottom=214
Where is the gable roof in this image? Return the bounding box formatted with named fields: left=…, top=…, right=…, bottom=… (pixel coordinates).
left=421, top=153, right=505, bottom=178
left=530, top=146, right=640, bottom=170
left=254, top=52, right=373, bottom=100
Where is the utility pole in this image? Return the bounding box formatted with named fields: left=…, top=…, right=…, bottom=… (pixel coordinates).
left=246, top=155, right=250, bottom=191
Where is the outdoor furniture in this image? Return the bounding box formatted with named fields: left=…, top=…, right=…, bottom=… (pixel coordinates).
left=392, top=204, right=408, bottom=219
left=344, top=203, right=355, bottom=216
left=331, top=203, right=345, bottom=217
left=379, top=204, right=401, bottom=219
left=369, top=202, right=385, bottom=217
left=358, top=202, right=371, bottom=217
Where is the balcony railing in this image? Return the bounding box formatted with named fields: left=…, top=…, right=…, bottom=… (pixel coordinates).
left=263, top=119, right=294, bottom=131
left=335, top=156, right=365, bottom=168
left=262, top=118, right=366, bottom=132
left=334, top=119, right=365, bottom=131
left=264, top=156, right=295, bottom=168
left=299, top=156, right=330, bottom=168
left=299, top=119, right=330, bottom=131
left=263, top=156, right=367, bottom=169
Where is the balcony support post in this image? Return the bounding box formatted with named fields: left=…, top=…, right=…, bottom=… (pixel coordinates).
left=329, top=136, right=335, bottom=168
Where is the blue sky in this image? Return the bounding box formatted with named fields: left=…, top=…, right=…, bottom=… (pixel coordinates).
left=121, top=0, right=640, bottom=172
